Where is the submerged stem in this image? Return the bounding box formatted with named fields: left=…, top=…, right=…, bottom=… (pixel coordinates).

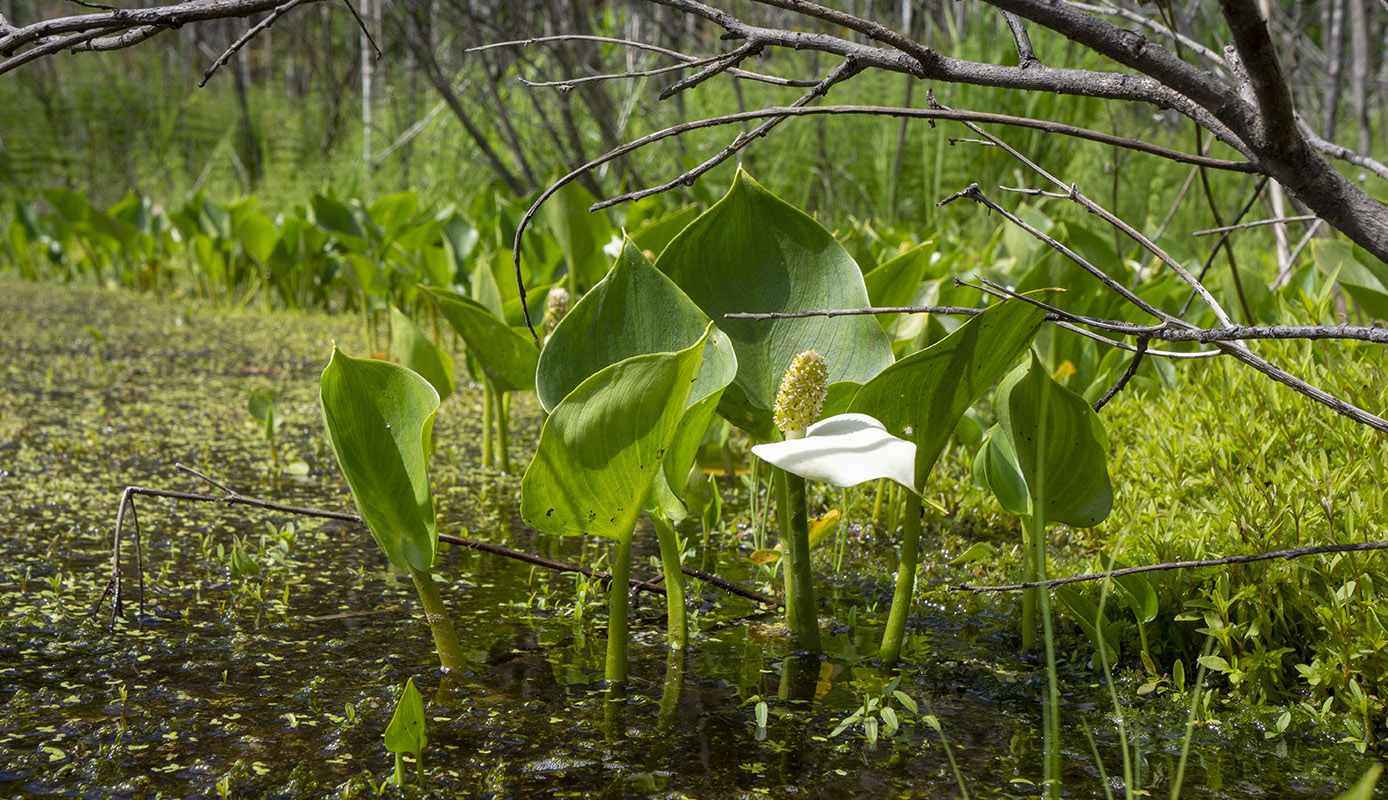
left=879, top=491, right=923, bottom=667
left=605, top=534, right=634, bottom=684
left=652, top=514, right=688, bottom=651
left=408, top=565, right=465, bottom=672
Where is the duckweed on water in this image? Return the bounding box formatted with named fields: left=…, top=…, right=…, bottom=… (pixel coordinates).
left=0, top=278, right=1380, bottom=797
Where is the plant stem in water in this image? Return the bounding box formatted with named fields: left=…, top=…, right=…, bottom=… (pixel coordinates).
left=408, top=565, right=464, bottom=672
left=776, top=466, right=820, bottom=652
left=652, top=513, right=687, bottom=651
left=605, top=534, right=634, bottom=684
left=879, top=491, right=923, bottom=666
left=496, top=389, right=511, bottom=473
left=1022, top=515, right=1037, bottom=650
left=480, top=378, right=494, bottom=468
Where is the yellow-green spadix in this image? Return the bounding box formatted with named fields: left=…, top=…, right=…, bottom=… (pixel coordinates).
left=751, top=413, right=917, bottom=492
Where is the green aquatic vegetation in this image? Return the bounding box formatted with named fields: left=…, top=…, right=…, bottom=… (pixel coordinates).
left=427, top=286, right=538, bottom=473
left=246, top=389, right=284, bottom=478
left=975, top=351, right=1114, bottom=650
left=388, top=305, right=455, bottom=404
left=521, top=326, right=734, bottom=682
left=531, top=243, right=738, bottom=661
left=319, top=347, right=463, bottom=671
left=650, top=170, right=893, bottom=648
left=384, top=677, right=428, bottom=788
left=848, top=296, right=1049, bottom=665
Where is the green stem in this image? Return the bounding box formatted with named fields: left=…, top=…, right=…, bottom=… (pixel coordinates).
left=480, top=377, right=494, bottom=468
left=1022, top=515, right=1037, bottom=651
left=652, top=514, right=688, bottom=651
left=879, top=491, right=923, bottom=667
left=657, top=650, right=685, bottom=735
left=871, top=477, right=887, bottom=526
left=605, top=534, right=633, bottom=684
left=776, top=467, right=820, bottom=652
left=495, top=389, right=511, bottom=473
left=408, top=565, right=464, bottom=672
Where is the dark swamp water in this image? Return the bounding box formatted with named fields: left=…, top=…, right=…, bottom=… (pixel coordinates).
left=0, top=279, right=1378, bottom=798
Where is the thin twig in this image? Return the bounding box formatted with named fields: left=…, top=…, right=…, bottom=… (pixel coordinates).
left=199, top=0, right=310, bottom=86
left=467, top=33, right=815, bottom=87
left=591, top=58, right=864, bottom=211
left=1192, top=215, right=1318, bottom=236
left=1091, top=336, right=1148, bottom=411
left=726, top=306, right=1388, bottom=345
left=954, top=539, right=1388, bottom=593
left=658, top=40, right=761, bottom=99
left=518, top=52, right=723, bottom=89
left=338, top=0, right=378, bottom=60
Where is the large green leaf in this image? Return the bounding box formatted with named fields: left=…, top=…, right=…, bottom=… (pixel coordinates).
left=537, top=241, right=726, bottom=411
left=655, top=169, right=893, bottom=439
left=521, top=329, right=711, bottom=541
left=320, top=348, right=439, bottom=571
left=389, top=306, right=455, bottom=403
left=849, top=297, right=1048, bottom=487
left=996, top=352, right=1113, bottom=528
left=427, top=287, right=538, bottom=393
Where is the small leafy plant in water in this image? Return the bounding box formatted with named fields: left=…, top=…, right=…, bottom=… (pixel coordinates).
left=384, top=677, right=428, bottom=788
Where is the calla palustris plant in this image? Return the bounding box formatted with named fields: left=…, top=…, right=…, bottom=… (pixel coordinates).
left=654, top=169, right=893, bottom=649
left=844, top=295, right=1052, bottom=666
left=521, top=324, right=735, bottom=683
left=319, top=348, right=464, bottom=671
left=535, top=242, right=738, bottom=658
left=975, top=350, right=1113, bottom=650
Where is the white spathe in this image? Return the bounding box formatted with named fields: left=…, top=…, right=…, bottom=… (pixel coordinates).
left=751, top=413, right=917, bottom=492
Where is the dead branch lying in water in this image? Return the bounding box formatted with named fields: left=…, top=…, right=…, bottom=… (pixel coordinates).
left=93, top=464, right=778, bottom=628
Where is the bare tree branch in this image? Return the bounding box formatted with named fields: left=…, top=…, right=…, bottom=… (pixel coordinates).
left=0, top=0, right=327, bottom=76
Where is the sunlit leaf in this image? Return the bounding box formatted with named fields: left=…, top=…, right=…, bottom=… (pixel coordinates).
left=656, top=169, right=893, bottom=438
left=320, top=348, right=439, bottom=571
left=850, top=297, right=1048, bottom=488
left=521, top=328, right=712, bottom=541
left=383, top=677, right=427, bottom=757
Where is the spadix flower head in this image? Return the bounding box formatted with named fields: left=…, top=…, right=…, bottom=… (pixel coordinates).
left=773, top=350, right=828, bottom=436
left=752, top=413, right=917, bottom=493
left=542, top=287, right=571, bottom=339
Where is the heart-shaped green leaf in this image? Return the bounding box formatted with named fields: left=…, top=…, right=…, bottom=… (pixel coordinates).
left=383, top=677, right=427, bottom=757
left=389, top=306, right=455, bottom=403
left=655, top=169, right=893, bottom=439
left=320, top=348, right=439, bottom=571
left=996, top=351, right=1113, bottom=528
left=521, top=328, right=713, bottom=541
left=849, top=297, right=1048, bottom=488
left=426, top=287, right=538, bottom=393
left=537, top=241, right=725, bottom=412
